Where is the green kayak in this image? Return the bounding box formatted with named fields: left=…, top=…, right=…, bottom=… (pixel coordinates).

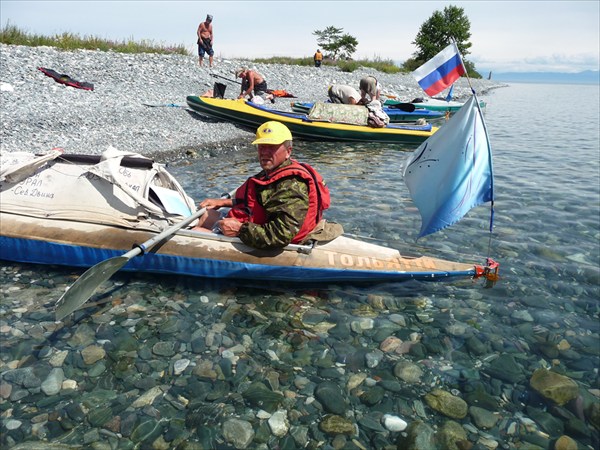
left=385, top=98, right=486, bottom=113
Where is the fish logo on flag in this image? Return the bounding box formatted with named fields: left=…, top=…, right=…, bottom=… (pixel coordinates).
left=412, top=43, right=466, bottom=97
left=403, top=96, right=494, bottom=238
left=445, top=84, right=454, bottom=102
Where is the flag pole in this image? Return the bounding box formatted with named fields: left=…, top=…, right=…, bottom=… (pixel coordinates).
left=450, top=37, right=475, bottom=94
left=450, top=37, right=495, bottom=235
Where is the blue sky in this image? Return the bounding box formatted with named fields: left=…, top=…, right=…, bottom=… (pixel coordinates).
left=1, top=1, right=598, bottom=73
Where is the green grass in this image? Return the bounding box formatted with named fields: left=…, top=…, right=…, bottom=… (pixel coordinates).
left=254, top=56, right=409, bottom=74
left=0, top=22, right=188, bottom=55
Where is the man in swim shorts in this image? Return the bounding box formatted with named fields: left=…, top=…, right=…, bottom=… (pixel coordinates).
left=197, top=14, right=214, bottom=67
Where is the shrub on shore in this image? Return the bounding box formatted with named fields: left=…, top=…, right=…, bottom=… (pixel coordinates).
left=254, top=55, right=408, bottom=74
left=0, top=22, right=187, bottom=55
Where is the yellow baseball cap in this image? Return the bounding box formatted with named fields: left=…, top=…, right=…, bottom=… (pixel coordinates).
left=252, top=121, right=293, bottom=145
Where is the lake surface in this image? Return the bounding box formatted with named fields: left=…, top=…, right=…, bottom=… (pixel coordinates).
left=1, top=82, right=598, bottom=449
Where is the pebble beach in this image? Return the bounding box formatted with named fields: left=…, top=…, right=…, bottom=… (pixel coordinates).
left=0, top=44, right=499, bottom=160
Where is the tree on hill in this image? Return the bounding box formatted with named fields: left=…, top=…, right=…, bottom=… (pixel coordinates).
left=403, top=5, right=481, bottom=78
left=313, top=26, right=358, bottom=60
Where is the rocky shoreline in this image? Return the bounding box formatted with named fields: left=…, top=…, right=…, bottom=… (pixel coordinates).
left=0, top=44, right=502, bottom=161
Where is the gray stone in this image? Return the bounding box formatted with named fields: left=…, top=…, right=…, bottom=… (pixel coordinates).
left=484, top=354, right=525, bottom=384
left=526, top=405, right=565, bottom=437
left=358, top=414, right=386, bottom=432
left=315, top=381, right=347, bottom=415
left=394, top=360, right=424, bottom=384
left=319, top=415, right=355, bottom=435
left=4, top=419, right=22, bottom=430
left=469, top=405, right=500, bottom=430
left=436, top=420, right=469, bottom=450
left=396, top=420, right=436, bottom=450
left=81, top=345, right=106, bottom=365
left=87, top=362, right=107, bottom=378
left=466, top=335, right=489, bottom=355
left=290, top=425, right=309, bottom=447
left=529, top=368, right=579, bottom=406
left=360, top=386, right=385, bottom=406
left=130, top=417, right=162, bottom=444
left=424, top=389, right=468, bottom=419
left=67, top=323, right=96, bottom=347
left=511, top=309, right=534, bottom=322
left=152, top=341, right=176, bottom=357
left=365, top=349, right=384, bottom=368
left=2, top=367, right=41, bottom=388
left=222, top=418, right=254, bottom=449
left=267, top=410, right=289, bottom=437
left=41, top=368, right=64, bottom=396
left=88, top=406, right=115, bottom=428
left=0, top=381, right=12, bottom=399
left=241, top=382, right=283, bottom=413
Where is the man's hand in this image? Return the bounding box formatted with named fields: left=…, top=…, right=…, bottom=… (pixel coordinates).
left=200, top=198, right=231, bottom=210
left=217, top=218, right=242, bottom=237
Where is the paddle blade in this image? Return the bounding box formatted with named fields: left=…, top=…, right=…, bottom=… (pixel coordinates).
left=388, top=103, right=416, bottom=112
left=55, top=256, right=130, bottom=321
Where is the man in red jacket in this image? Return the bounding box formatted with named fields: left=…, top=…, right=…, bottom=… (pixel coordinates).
left=193, top=121, right=330, bottom=249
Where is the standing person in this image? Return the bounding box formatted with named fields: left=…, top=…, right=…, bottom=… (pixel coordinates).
left=359, top=75, right=381, bottom=103
left=197, top=14, right=214, bottom=67
left=235, top=67, right=273, bottom=102
left=313, top=49, right=323, bottom=67
left=327, top=84, right=361, bottom=105
left=193, top=121, right=334, bottom=249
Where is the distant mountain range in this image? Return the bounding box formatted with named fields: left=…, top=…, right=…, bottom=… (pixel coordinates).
left=483, top=70, right=599, bottom=85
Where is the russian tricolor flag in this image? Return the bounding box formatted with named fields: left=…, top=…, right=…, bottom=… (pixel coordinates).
left=412, top=43, right=466, bottom=97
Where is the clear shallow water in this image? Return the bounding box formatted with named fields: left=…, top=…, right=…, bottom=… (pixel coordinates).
left=0, top=83, right=598, bottom=449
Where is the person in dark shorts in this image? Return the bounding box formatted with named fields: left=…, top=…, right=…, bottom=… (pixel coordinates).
left=197, top=14, right=214, bottom=67
left=235, top=67, right=273, bottom=102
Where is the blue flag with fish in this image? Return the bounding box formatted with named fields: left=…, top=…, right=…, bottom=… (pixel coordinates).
left=403, top=95, right=494, bottom=238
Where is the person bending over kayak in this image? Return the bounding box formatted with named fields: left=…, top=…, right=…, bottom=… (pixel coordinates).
left=193, top=121, right=336, bottom=249
left=359, top=75, right=381, bottom=103
left=328, top=84, right=361, bottom=105
left=235, top=67, right=274, bottom=102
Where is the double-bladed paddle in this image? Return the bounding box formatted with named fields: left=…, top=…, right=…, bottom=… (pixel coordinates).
left=55, top=193, right=231, bottom=321
left=211, top=73, right=242, bottom=85
left=142, top=102, right=186, bottom=108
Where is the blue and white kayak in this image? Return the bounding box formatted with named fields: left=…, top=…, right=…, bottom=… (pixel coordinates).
left=0, top=150, right=493, bottom=285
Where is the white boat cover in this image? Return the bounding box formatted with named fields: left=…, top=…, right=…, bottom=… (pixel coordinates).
left=0, top=147, right=196, bottom=231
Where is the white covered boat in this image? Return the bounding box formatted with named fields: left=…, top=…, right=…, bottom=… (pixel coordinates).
left=0, top=149, right=493, bottom=286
